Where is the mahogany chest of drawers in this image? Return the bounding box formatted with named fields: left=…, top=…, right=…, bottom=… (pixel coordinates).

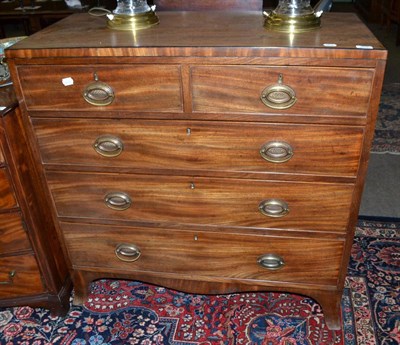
left=0, top=86, right=70, bottom=313
left=6, top=11, right=387, bottom=329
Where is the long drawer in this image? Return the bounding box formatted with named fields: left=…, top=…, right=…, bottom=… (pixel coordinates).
left=47, top=172, right=354, bottom=233
left=18, top=65, right=183, bottom=112
left=33, top=118, right=363, bottom=178
left=191, top=66, right=374, bottom=117
left=0, top=254, right=43, bottom=298
left=0, top=213, right=31, bottom=255
left=62, top=222, right=344, bottom=287
left=0, top=168, right=18, bottom=210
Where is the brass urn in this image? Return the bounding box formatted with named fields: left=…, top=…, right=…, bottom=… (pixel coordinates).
left=107, top=0, right=159, bottom=30
left=264, top=0, right=324, bottom=33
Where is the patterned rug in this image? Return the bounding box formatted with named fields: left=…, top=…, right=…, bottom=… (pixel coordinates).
left=371, top=83, right=400, bottom=154
left=0, top=219, right=399, bottom=345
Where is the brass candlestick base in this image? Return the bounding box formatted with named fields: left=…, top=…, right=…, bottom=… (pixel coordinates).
left=264, top=11, right=321, bottom=33
left=107, top=10, right=159, bottom=30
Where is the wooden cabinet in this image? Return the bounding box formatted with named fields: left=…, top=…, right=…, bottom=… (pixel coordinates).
left=0, top=86, right=70, bottom=314
left=6, top=11, right=387, bottom=330
left=355, top=0, right=382, bottom=22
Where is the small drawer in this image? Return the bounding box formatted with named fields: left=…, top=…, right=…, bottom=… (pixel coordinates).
left=0, top=254, right=43, bottom=298
left=0, top=213, right=32, bottom=255
left=191, top=66, right=374, bottom=117
left=0, top=168, right=18, bottom=210
left=18, top=65, right=183, bottom=112
left=33, top=118, right=363, bottom=178
left=62, top=222, right=344, bottom=287
left=47, top=172, right=354, bottom=233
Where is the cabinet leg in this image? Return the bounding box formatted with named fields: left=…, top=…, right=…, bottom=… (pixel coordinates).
left=71, top=271, right=91, bottom=306
left=314, top=290, right=342, bottom=330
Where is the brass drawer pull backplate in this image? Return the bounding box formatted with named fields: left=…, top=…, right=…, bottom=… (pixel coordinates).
left=257, top=254, right=285, bottom=270
left=83, top=73, right=115, bottom=106
left=93, top=135, right=124, bottom=157
left=104, top=192, right=132, bottom=211
left=260, top=141, right=293, bottom=163
left=261, top=74, right=297, bottom=110
left=259, top=199, right=289, bottom=218
left=115, top=243, right=141, bottom=262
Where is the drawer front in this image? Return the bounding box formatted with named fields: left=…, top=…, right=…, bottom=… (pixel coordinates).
left=47, top=172, right=354, bottom=233
left=191, top=66, right=374, bottom=117
left=0, top=254, right=43, bottom=298
left=0, top=213, right=32, bottom=255
left=33, top=118, right=363, bottom=177
left=18, top=65, right=183, bottom=112
left=62, top=222, right=344, bottom=286
left=0, top=168, right=18, bottom=209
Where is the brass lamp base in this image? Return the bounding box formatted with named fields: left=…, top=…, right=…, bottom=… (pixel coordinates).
left=107, top=10, right=159, bottom=30
left=264, top=12, right=321, bottom=33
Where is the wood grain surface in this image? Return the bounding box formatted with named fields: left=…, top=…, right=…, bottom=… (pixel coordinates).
left=46, top=171, right=354, bottom=233
left=0, top=168, right=18, bottom=209
left=6, top=13, right=386, bottom=59
left=0, top=213, right=32, bottom=255
left=62, top=222, right=344, bottom=286
left=18, top=65, right=182, bottom=112
left=191, top=66, right=374, bottom=117
left=0, top=255, right=43, bottom=298
left=0, top=90, right=71, bottom=314
left=33, top=118, right=364, bottom=178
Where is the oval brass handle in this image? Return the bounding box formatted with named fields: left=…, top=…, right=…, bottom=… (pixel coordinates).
left=260, top=141, right=293, bottom=163
left=260, top=74, right=297, bottom=110
left=83, top=79, right=115, bottom=106
left=115, top=243, right=141, bottom=262
left=104, top=192, right=132, bottom=211
left=0, top=270, right=16, bottom=285
left=257, top=254, right=285, bottom=270
left=259, top=199, right=289, bottom=218
left=93, top=135, right=124, bottom=157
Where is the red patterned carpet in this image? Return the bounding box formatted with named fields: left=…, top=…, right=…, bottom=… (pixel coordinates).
left=0, top=219, right=399, bottom=345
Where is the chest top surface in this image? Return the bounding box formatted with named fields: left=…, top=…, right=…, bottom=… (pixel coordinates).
left=6, top=12, right=386, bottom=59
